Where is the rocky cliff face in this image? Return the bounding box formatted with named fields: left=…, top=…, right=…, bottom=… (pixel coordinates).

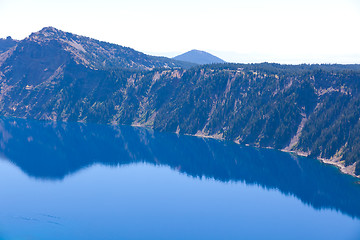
left=1, top=27, right=360, bottom=177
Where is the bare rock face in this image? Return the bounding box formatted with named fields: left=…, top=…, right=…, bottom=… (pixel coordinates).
left=1, top=27, right=360, bottom=178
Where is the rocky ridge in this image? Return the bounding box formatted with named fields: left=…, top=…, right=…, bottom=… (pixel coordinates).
left=0, top=27, right=360, bottom=178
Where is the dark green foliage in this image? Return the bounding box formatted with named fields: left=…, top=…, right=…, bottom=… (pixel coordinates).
left=4, top=61, right=360, bottom=174
left=1, top=28, right=360, bottom=176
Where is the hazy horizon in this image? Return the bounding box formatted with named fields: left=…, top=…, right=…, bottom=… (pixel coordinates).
left=1, top=0, right=360, bottom=64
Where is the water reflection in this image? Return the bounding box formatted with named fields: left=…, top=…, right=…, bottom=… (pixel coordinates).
left=0, top=117, right=359, bottom=219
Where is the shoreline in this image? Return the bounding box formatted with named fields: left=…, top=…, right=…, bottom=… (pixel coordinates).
left=2, top=116, right=359, bottom=180
left=187, top=130, right=360, bottom=179
left=280, top=149, right=359, bottom=179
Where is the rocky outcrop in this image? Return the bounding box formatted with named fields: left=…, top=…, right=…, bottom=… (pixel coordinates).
left=0, top=27, right=360, bottom=178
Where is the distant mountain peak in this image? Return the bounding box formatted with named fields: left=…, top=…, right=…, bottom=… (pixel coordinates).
left=189, top=49, right=211, bottom=54
left=173, top=49, right=225, bottom=65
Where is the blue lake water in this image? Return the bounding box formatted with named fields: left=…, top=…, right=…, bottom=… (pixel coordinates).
left=0, top=117, right=359, bottom=240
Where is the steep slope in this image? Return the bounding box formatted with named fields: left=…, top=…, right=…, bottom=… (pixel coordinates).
left=1, top=28, right=360, bottom=178
left=173, top=49, right=225, bottom=65
left=0, top=27, right=194, bottom=74
left=28, top=27, right=195, bottom=70
left=0, top=26, right=195, bottom=120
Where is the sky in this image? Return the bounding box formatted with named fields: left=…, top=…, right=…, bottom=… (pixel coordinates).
left=0, top=0, right=359, bottom=64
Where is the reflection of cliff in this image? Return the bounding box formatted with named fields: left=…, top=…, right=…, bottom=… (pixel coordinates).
left=0, top=116, right=360, bottom=219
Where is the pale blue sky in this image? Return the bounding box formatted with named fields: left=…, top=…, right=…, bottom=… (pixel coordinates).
left=0, top=0, right=359, bottom=63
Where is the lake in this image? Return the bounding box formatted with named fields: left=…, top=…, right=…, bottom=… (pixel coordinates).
left=0, top=117, right=359, bottom=240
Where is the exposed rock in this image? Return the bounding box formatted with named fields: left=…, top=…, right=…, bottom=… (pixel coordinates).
left=0, top=27, right=360, bottom=178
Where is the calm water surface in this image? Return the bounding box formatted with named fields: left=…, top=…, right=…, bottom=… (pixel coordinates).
left=0, top=117, right=359, bottom=240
